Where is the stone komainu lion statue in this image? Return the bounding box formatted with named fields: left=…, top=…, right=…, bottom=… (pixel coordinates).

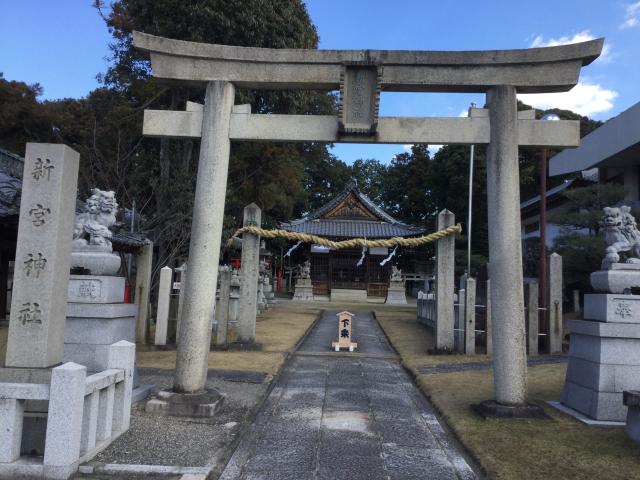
left=601, top=206, right=640, bottom=269
left=299, top=260, right=311, bottom=279
left=72, top=189, right=119, bottom=252
left=391, top=265, right=403, bottom=282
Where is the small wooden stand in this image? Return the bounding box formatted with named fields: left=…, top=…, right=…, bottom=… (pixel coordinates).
left=331, top=311, right=358, bottom=352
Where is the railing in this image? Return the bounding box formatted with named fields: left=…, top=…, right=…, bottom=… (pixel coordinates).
left=0, top=341, right=135, bottom=478
left=417, top=274, right=562, bottom=355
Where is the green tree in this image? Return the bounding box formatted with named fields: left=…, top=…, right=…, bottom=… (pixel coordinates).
left=0, top=74, right=57, bottom=154
left=350, top=158, right=387, bottom=205
left=92, top=0, right=336, bottom=267
left=549, top=182, right=629, bottom=290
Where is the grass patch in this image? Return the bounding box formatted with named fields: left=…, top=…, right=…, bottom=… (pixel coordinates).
left=136, top=300, right=319, bottom=375
left=377, top=309, right=640, bottom=480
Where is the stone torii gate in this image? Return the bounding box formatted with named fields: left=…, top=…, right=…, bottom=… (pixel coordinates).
left=133, top=31, right=602, bottom=413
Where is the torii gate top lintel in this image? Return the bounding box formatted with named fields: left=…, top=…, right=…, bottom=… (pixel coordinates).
left=133, top=31, right=603, bottom=94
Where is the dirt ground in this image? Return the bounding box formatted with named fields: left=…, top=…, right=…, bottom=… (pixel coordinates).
left=136, top=300, right=319, bottom=375
left=377, top=309, right=640, bottom=480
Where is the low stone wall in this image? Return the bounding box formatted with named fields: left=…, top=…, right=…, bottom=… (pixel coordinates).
left=0, top=341, right=135, bottom=480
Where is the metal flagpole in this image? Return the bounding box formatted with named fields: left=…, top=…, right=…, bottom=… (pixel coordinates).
left=467, top=103, right=476, bottom=277
left=467, top=144, right=475, bottom=277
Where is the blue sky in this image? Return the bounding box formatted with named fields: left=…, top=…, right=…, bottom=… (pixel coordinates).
left=1, top=0, right=639, bottom=164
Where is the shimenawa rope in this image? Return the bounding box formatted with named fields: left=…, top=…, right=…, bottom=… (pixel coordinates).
left=227, top=223, right=462, bottom=250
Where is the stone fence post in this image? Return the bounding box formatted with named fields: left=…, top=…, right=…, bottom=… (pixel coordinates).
left=485, top=279, right=492, bottom=355
left=526, top=281, right=539, bottom=355
left=229, top=270, right=240, bottom=323
left=548, top=253, right=563, bottom=353
left=216, top=266, right=231, bottom=347
left=456, top=287, right=465, bottom=352
left=154, top=266, right=172, bottom=346
left=43, top=362, right=86, bottom=478
left=176, top=264, right=187, bottom=343
left=107, top=340, right=136, bottom=432
left=465, top=277, right=476, bottom=354
left=135, top=241, right=154, bottom=344
left=435, top=209, right=455, bottom=352
left=238, top=203, right=261, bottom=345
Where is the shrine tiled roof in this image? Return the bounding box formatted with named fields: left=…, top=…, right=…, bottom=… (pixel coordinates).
left=280, top=181, right=425, bottom=239
left=281, top=218, right=424, bottom=239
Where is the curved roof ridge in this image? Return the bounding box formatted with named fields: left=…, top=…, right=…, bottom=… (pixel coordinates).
left=280, top=180, right=425, bottom=238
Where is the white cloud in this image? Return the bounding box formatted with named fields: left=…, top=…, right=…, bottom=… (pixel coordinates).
left=620, top=1, right=640, bottom=29
left=530, top=30, right=611, bottom=63
left=458, top=109, right=469, bottom=117
left=403, top=144, right=413, bottom=151
left=518, top=80, right=618, bottom=117
left=428, top=145, right=443, bottom=156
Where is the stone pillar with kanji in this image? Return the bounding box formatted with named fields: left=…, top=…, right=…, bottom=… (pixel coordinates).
left=5, top=143, right=79, bottom=368
left=332, top=311, right=358, bottom=352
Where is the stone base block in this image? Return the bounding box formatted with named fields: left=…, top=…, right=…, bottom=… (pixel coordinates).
left=65, top=303, right=137, bottom=372
left=65, top=315, right=135, bottom=346
left=63, top=344, right=111, bottom=373
left=547, top=401, right=625, bottom=427
left=561, top=319, right=640, bottom=422
left=385, top=287, right=407, bottom=305
left=330, top=288, right=367, bottom=303
left=0, top=461, right=77, bottom=480
left=68, top=275, right=125, bottom=303
left=293, top=285, right=314, bottom=301
left=561, top=380, right=627, bottom=421
left=584, top=293, right=640, bottom=323
left=145, top=389, right=224, bottom=417
left=623, top=391, right=640, bottom=444
left=591, top=269, right=640, bottom=294
left=472, top=400, right=550, bottom=420
left=71, top=251, right=121, bottom=276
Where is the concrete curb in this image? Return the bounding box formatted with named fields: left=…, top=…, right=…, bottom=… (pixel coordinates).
left=79, top=463, right=210, bottom=476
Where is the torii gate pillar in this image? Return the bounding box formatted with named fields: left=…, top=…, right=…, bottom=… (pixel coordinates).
left=174, top=81, right=235, bottom=394
left=486, top=86, right=527, bottom=406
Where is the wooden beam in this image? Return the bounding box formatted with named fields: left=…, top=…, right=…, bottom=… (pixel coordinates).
left=142, top=110, right=580, bottom=147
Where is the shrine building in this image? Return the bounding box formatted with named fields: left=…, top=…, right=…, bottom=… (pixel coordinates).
left=279, top=181, right=424, bottom=301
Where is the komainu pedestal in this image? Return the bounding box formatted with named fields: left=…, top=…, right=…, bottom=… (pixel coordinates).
left=293, top=278, right=313, bottom=301
left=293, top=260, right=313, bottom=301
left=561, top=308, right=640, bottom=421
left=385, top=266, right=407, bottom=305
left=560, top=206, right=640, bottom=422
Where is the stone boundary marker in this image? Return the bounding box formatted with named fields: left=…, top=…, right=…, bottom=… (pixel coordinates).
left=5, top=143, right=79, bottom=368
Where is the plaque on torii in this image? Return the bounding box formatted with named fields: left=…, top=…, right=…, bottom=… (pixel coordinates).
left=338, top=64, right=381, bottom=136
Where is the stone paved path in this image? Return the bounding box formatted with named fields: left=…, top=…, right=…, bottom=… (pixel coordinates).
left=220, top=310, right=477, bottom=480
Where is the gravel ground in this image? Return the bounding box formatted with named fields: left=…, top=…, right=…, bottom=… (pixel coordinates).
left=88, top=370, right=269, bottom=477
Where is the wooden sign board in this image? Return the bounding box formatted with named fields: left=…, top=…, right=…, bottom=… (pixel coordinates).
left=332, top=311, right=358, bottom=352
